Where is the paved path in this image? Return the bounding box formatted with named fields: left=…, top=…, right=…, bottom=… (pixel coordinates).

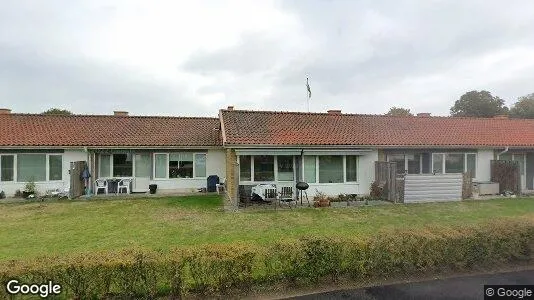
left=288, top=270, right=534, bottom=300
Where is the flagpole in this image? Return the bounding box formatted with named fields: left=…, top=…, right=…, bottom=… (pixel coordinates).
left=306, top=75, right=311, bottom=112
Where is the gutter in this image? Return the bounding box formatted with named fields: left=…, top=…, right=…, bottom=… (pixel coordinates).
left=497, top=146, right=509, bottom=157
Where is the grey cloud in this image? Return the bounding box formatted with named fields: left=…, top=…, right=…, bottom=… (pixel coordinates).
left=0, top=45, right=213, bottom=117
left=181, top=32, right=287, bottom=75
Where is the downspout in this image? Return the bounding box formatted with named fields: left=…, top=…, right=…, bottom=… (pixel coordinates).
left=497, top=146, right=509, bottom=158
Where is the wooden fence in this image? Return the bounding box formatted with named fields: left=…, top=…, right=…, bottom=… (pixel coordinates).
left=374, top=161, right=398, bottom=202
left=490, top=160, right=521, bottom=194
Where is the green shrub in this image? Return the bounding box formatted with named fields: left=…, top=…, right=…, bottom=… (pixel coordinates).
left=1, top=219, right=533, bottom=298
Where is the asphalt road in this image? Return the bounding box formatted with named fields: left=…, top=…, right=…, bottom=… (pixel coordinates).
left=287, top=270, right=534, bottom=300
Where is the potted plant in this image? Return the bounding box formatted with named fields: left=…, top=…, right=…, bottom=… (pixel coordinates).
left=313, top=190, right=330, bottom=207
left=22, top=178, right=36, bottom=199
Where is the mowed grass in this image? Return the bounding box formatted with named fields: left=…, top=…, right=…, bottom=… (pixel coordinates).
left=1, top=195, right=534, bottom=261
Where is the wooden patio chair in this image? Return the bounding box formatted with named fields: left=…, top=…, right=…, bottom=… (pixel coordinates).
left=277, top=186, right=295, bottom=208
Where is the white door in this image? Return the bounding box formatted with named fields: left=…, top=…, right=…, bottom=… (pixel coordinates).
left=133, top=153, right=151, bottom=192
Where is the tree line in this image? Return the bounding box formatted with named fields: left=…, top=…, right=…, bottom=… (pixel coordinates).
left=386, top=90, right=534, bottom=118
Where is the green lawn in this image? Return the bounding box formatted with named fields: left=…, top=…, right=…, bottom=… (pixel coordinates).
left=1, top=195, right=534, bottom=261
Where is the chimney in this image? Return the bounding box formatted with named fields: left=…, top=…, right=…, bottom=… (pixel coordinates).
left=493, top=114, right=509, bottom=119
left=113, top=111, right=129, bottom=116
left=327, top=110, right=342, bottom=115
left=0, top=108, right=11, bottom=114
left=227, top=106, right=234, bottom=111
left=417, top=113, right=431, bottom=117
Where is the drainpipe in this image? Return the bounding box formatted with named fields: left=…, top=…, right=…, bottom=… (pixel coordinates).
left=497, top=146, right=509, bottom=158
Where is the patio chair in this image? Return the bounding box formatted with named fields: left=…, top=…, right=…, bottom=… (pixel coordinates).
left=216, top=177, right=226, bottom=195
left=117, top=179, right=132, bottom=195
left=278, top=186, right=295, bottom=208
left=263, top=187, right=277, bottom=202
left=95, top=179, right=108, bottom=195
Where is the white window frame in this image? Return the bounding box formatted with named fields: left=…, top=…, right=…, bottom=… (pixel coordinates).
left=431, top=152, right=477, bottom=175
left=47, top=154, right=63, bottom=181
left=0, top=153, right=64, bottom=183
left=152, top=152, right=206, bottom=180
left=98, top=154, right=112, bottom=178
left=0, top=154, right=16, bottom=182
left=498, top=153, right=526, bottom=176
left=302, top=155, right=359, bottom=184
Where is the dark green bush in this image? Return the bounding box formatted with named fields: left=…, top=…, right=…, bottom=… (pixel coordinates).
left=0, top=219, right=532, bottom=298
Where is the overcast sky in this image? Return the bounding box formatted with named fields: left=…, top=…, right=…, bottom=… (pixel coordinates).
left=1, top=0, right=534, bottom=117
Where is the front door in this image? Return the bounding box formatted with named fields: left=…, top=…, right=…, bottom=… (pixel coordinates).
left=133, top=153, right=151, bottom=192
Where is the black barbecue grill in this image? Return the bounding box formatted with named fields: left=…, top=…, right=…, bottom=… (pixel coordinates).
left=296, top=181, right=310, bottom=206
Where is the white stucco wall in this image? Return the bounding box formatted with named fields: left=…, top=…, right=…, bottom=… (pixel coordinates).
left=0, top=149, right=88, bottom=196
left=206, top=149, right=226, bottom=179
left=475, top=149, right=494, bottom=182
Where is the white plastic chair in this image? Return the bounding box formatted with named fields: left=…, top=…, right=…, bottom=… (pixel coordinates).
left=95, top=179, right=108, bottom=195
left=117, top=179, right=132, bottom=195
left=216, top=177, right=226, bottom=194
left=278, top=186, right=295, bottom=208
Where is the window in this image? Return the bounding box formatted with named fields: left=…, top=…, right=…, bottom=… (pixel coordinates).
left=194, top=154, right=206, bottom=177
left=303, top=156, right=316, bottom=183
left=432, top=153, right=444, bottom=173
left=388, top=154, right=406, bottom=174
left=113, top=154, right=132, bottom=177
left=254, top=155, right=274, bottom=181
left=17, top=154, right=46, bottom=182
left=433, top=153, right=477, bottom=175
left=135, top=154, right=151, bottom=178
left=0, top=155, right=14, bottom=181
left=407, top=154, right=421, bottom=174
left=421, top=153, right=431, bottom=174
left=466, top=153, right=476, bottom=178
left=346, top=156, right=358, bottom=182
left=239, top=155, right=251, bottom=181
left=445, top=153, right=464, bottom=173
left=100, top=155, right=111, bottom=178
left=169, top=153, right=193, bottom=178
left=498, top=153, right=512, bottom=161
left=319, top=155, right=343, bottom=183
left=48, top=155, right=62, bottom=180
left=154, top=154, right=167, bottom=179
left=512, top=154, right=525, bottom=176
left=277, top=156, right=294, bottom=181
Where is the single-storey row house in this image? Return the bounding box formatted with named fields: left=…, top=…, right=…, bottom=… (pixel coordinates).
left=1, top=107, right=534, bottom=201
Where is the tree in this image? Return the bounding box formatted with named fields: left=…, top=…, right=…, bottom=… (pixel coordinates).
left=509, top=93, right=534, bottom=119
left=41, top=108, right=73, bottom=115
left=386, top=107, right=413, bottom=116
left=450, top=90, right=508, bottom=117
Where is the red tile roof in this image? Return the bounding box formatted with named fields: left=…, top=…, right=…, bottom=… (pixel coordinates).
left=220, top=110, right=534, bottom=148
left=0, top=114, right=221, bottom=147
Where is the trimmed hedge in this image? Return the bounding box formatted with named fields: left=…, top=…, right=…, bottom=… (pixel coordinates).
left=1, top=219, right=533, bottom=299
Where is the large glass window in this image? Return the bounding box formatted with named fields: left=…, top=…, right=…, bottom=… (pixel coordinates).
left=154, top=154, right=167, bottom=178
left=346, top=156, right=358, bottom=182
left=513, top=154, right=525, bottom=176
left=169, top=153, right=193, bottom=178
left=277, top=156, right=294, bottom=181
left=17, top=154, right=46, bottom=182
left=388, top=154, right=406, bottom=174
left=319, top=155, right=343, bottom=183
left=432, top=153, right=443, bottom=173
left=239, top=155, right=251, bottom=181
left=99, top=155, right=111, bottom=178
left=303, top=156, right=316, bottom=183
left=48, top=155, right=63, bottom=180
left=194, top=154, right=206, bottom=177
left=466, top=153, right=476, bottom=178
left=113, top=154, right=132, bottom=177
left=1, top=155, right=14, bottom=181
left=498, top=153, right=512, bottom=161
left=254, top=155, right=274, bottom=181
left=445, top=153, right=464, bottom=173
left=135, top=154, right=151, bottom=177
left=407, top=154, right=421, bottom=174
